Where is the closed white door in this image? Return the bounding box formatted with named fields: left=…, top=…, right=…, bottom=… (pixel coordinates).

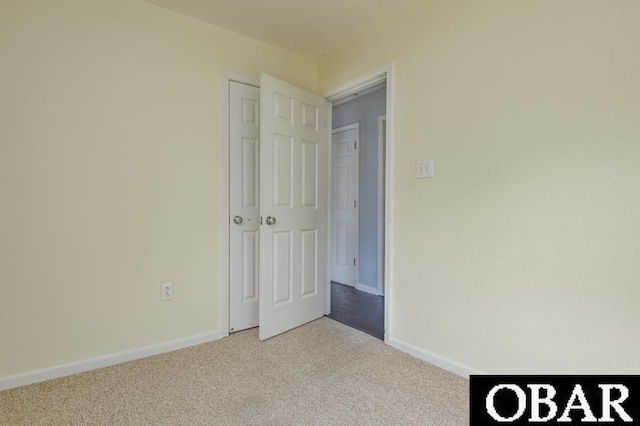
left=330, top=125, right=359, bottom=286
left=229, top=81, right=260, bottom=332
left=259, top=74, right=328, bottom=340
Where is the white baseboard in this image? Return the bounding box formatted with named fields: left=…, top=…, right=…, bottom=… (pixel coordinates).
left=0, top=330, right=227, bottom=392
left=356, top=283, right=381, bottom=296
left=388, top=337, right=484, bottom=379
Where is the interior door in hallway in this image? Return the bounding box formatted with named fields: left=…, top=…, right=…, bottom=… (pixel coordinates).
left=259, top=73, right=328, bottom=340
left=330, top=125, right=359, bottom=287
left=229, top=81, right=260, bottom=332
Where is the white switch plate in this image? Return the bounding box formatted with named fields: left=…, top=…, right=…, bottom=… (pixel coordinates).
left=417, top=159, right=433, bottom=178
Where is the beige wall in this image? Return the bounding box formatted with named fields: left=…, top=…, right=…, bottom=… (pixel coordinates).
left=2, top=0, right=639, bottom=381
left=319, top=0, right=640, bottom=373
left=0, top=0, right=316, bottom=377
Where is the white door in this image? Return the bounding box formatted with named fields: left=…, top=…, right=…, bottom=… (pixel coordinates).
left=259, top=74, right=328, bottom=340
left=229, top=81, right=260, bottom=332
left=330, top=125, right=359, bottom=286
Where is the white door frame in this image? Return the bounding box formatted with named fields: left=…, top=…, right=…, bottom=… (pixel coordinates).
left=222, top=64, right=395, bottom=343
left=324, top=63, right=394, bottom=343
left=330, top=122, right=360, bottom=287
left=377, top=114, right=386, bottom=297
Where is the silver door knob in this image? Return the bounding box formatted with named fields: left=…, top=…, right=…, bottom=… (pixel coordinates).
left=265, top=216, right=276, bottom=226
left=233, top=215, right=243, bottom=225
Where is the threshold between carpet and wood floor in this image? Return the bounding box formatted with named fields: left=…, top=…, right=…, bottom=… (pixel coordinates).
left=0, top=318, right=469, bottom=425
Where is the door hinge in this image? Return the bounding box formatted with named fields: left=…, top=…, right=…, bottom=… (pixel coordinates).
left=354, top=141, right=357, bottom=150
left=353, top=258, right=356, bottom=266
left=259, top=216, right=263, bottom=225
left=354, top=200, right=356, bottom=208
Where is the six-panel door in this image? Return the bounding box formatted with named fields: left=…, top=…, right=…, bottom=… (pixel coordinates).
left=258, top=74, right=328, bottom=340
left=229, top=81, right=260, bottom=332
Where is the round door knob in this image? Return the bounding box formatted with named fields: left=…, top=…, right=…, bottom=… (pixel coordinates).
left=233, top=215, right=243, bottom=225
left=266, top=216, right=276, bottom=226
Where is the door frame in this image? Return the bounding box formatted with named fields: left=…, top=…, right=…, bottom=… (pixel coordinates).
left=324, top=63, right=394, bottom=343
left=222, top=64, right=395, bottom=343
left=221, top=71, right=259, bottom=336
left=377, top=114, right=386, bottom=297
left=330, top=122, right=360, bottom=288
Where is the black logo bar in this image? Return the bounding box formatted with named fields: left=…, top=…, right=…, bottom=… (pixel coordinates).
left=470, top=375, right=640, bottom=425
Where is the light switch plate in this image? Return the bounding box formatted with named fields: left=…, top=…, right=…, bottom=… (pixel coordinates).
left=417, top=159, right=433, bottom=178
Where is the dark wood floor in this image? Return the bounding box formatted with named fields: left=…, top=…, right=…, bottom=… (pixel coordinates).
left=326, top=281, right=384, bottom=340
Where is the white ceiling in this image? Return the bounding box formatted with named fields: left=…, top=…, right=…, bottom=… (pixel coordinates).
left=145, top=0, right=422, bottom=57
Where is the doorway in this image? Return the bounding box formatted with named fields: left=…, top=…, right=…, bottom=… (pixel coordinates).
left=224, top=73, right=328, bottom=340
left=223, top=65, right=394, bottom=343
left=327, top=84, right=386, bottom=339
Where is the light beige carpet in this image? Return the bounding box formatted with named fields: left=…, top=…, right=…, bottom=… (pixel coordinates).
left=0, top=318, right=469, bottom=425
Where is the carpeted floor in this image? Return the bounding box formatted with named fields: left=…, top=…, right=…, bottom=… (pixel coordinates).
left=0, top=318, right=469, bottom=425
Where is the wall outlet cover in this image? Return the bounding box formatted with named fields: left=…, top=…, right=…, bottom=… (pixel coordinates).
left=161, top=283, right=173, bottom=301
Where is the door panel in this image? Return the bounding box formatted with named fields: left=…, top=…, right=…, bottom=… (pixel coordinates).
left=241, top=231, right=258, bottom=301
left=330, top=126, right=359, bottom=286
left=300, top=229, right=318, bottom=297
left=336, top=223, right=349, bottom=265
left=272, top=231, right=293, bottom=306
left=259, top=74, right=328, bottom=340
left=273, top=134, right=293, bottom=207
left=242, top=138, right=258, bottom=208
left=229, top=81, right=260, bottom=332
left=301, top=141, right=318, bottom=207
left=336, top=165, right=350, bottom=208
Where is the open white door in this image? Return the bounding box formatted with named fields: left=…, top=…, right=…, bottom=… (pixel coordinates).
left=259, top=74, right=328, bottom=340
